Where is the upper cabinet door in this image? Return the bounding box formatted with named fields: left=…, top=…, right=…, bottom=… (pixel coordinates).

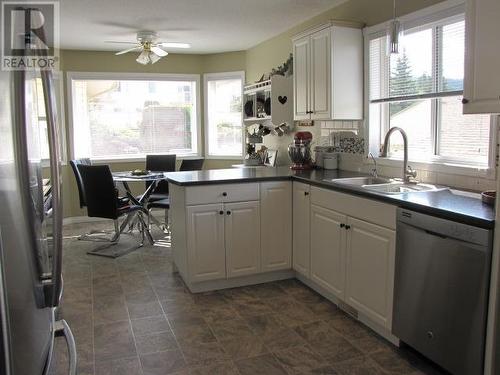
left=310, top=28, right=332, bottom=120
left=293, top=36, right=311, bottom=120
left=225, top=201, right=261, bottom=278
left=463, top=0, right=500, bottom=114
left=292, top=182, right=311, bottom=277
left=345, top=217, right=396, bottom=329
left=310, top=204, right=346, bottom=299
left=260, top=181, right=292, bottom=272
left=186, top=204, right=226, bottom=282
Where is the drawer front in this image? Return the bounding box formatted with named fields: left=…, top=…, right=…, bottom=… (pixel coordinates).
left=185, top=183, right=260, bottom=205
left=310, top=186, right=396, bottom=230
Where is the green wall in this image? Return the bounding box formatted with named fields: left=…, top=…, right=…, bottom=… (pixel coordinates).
left=60, top=0, right=445, bottom=218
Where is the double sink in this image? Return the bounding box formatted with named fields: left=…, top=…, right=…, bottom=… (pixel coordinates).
left=325, top=176, right=447, bottom=195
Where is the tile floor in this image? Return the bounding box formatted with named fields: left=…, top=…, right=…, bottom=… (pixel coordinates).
left=50, top=221, right=447, bottom=375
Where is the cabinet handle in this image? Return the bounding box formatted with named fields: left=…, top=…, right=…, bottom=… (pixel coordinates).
left=219, top=210, right=224, bottom=215
left=340, top=223, right=345, bottom=228
left=461, top=98, right=469, bottom=104
left=226, top=211, right=231, bottom=215
left=304, top=191, right=310, bottom=196
left=345, top=225, right=351, bottom=230
left=222, top=192, right=227, bottom=197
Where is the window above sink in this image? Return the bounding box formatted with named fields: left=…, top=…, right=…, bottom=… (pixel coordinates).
left=365, top=2, right=498, bottom=176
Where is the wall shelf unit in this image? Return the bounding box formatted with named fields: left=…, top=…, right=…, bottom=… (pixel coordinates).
left=243, top=75, right=293, bottom=127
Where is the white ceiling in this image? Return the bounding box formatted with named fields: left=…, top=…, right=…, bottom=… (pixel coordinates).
left=60, top=0, right=345, bottom=53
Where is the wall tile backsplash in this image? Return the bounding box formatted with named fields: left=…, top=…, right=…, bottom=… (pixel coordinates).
left=318, top=120, right=364, bottom=154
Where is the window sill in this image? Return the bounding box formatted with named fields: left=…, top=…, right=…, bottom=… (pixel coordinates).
left=371, top=156, right=495, bottom=180
left=204, top=155, right=243, bottom=160
left=89, top=155, right=204, bottom=165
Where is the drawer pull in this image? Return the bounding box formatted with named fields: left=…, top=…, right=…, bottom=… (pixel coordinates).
left=340, top=223, right=345, bottom=228
left=345, top=225, right=351, bottom=230
left=304, top=191, right=310, bottom=196
left=461, top=98, right=469, bottom=104
left=222, top=192, right=227, bottom=197
left=226, top=211, right=231, bottom=215
left=219, top=210, right=224, bottom=215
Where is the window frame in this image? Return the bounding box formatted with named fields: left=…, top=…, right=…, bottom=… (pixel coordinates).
left=363, top=0, right=498, bottom=179
left=203, top=71, right=245, bottom=159
left=66, top=71, right=202, bottom=163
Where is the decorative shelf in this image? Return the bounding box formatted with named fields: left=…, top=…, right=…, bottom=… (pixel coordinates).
left=242, top=75, right=293, bottom=126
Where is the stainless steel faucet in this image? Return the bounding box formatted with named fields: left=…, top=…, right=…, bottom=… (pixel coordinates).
left=380, top=127, right=417, bottom=183
left=368, top=152, right=378, bottom=178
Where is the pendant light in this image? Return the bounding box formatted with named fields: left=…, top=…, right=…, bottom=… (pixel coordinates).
left=387, top=0, right=403, bottom=54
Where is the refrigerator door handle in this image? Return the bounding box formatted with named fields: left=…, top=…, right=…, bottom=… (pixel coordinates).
left=40, top=69, right=63, bottom=308
left=54, top=320, right=77, bottom=375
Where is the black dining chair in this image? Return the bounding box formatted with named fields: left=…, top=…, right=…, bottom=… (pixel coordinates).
left=179, top=158, right=204, bottom=171
left=79, top=164, right=151, bottom=257
left=69, top=158, right=92, bottom=208
left=143, top=155, right=176, bottom=232
left=145, top=154, right=176, bottom=202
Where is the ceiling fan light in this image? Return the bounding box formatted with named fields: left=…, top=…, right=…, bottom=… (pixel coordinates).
left=150, top=52, right=162, bottom=64
left=136, top=50, right=150, bottom=65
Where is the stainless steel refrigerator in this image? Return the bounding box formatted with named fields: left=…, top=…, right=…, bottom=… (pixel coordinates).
left=0, top=20, right=76, bottom=375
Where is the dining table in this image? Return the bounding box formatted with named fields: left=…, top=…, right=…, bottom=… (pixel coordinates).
left=112, top=171, right=169, bottom=244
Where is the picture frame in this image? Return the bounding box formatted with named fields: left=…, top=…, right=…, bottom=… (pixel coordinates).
left=264, top=149, right=278, bottom=167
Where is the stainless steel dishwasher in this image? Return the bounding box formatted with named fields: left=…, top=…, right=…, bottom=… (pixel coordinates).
left=393, top=208, right=493, bottom=375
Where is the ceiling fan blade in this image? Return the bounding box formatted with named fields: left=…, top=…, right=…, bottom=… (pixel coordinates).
left=105, top=40, right=139, bottom=44
left=158, top=42, right=191, bottom=49
left=151, top=46, right=168, bottom=57
left=115, top=46, right=142, bottom=55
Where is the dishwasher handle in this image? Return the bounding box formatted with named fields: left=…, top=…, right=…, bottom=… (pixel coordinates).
left=424, top=229, right=448, bottom=239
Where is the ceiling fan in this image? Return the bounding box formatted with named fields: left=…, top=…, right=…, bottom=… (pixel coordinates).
left=106, top=31, right=190, bottom=65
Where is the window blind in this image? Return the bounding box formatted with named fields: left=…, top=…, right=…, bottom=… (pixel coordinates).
left=369, top=19, right=465, bottom=104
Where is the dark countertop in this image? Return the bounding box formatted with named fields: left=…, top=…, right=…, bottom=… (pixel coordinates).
left=165, top=167, right=495, bottom=229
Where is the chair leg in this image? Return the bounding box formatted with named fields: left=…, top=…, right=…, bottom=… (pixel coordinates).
left=164, top=209, right=170, bottom=234
left=78, top=219, right=121, bottom=242
left=87, top=216, right=137, bottom=258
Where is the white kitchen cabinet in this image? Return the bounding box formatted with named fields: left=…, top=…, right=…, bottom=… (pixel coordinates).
left=186, top=204, right=226, bottom=282
left=292, top=182, right=311, bottom=276
left=310, top=27, right=331, bottom=120
left=310, top=204, right=347, bottom=299
left=292, top=21, right=363, bottom=121
left=293, top=36, right=310, bottom=120
left=345, top=217, right=396, bottom=329
left=463, top=0, right=500, bottom=114
left=260, top=182, right=292, bottom=272
left=225, top=201, right=261, bottom=278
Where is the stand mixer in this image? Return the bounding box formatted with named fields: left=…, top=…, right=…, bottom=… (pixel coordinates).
left=288, top=131, right=313, bottom=170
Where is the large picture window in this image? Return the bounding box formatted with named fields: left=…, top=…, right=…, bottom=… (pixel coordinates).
left=68, top=73, right=200, bottom=160
left=204, top=72, right=244, bottom=158
left=368, top=11, right=493, bottom=168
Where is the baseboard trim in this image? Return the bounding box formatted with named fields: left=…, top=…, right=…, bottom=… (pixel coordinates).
left=185, top=269, right=295, bottom=293
left=63, top=210, right=166, bottom=225
left=63, top=216, right=107, bottom=225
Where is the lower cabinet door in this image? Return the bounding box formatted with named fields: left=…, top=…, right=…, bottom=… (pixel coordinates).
left=186, top=204, right=226, bottom=282
left=310, top=204, right=346, bottom=299
left=345, top=217, right=396, bottom=329
left=225, top=201, right=261, bottom=278
left=292, top=182, right=311, bottom=277
left=261, top=181, right=292, bottom=272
